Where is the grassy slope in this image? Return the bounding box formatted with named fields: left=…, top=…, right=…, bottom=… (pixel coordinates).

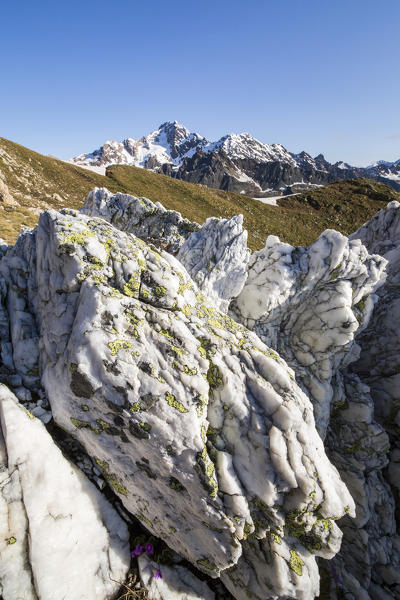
left=108, top=166, right=399, bottom=248
left=0, top=137, right=398, bottom=249
left=277, top=178, right=400, bottom=241
left=0, top=137, right=128, bottom=243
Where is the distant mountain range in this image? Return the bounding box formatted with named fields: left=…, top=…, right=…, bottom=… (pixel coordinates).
left=70, top=121, right=400, bottom=196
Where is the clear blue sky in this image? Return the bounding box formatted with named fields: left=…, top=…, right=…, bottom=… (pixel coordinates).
left=1, top=0, right=399, bottom=166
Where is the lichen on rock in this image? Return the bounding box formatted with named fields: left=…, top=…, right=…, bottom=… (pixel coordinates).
left=1, top=190, right=398, bottom=599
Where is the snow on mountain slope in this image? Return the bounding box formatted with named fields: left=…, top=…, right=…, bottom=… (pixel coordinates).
left=203, top=133, right=295, bottom=164
left=70, top=122, right=312, bottom=171
left=366, top=159, right=400, bottom=182
left=70, top=121, right=400, bottom=195
left=71, top=121, right=207, bottom=170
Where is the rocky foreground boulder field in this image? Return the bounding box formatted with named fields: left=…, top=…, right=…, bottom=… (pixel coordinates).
left=0, top=188, right=399, bottom=600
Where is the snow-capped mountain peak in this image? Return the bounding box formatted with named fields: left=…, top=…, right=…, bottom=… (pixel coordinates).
left=70, top=121, right=400, bottom=195
left=203, top=132, right=294, bottom=164
left=367, top=159, right=400, bottom=169
left=71, top=121, right=208, bottom=171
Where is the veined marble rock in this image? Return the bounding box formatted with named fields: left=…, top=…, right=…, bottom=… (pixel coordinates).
left=83, top=188, right=250, bottom=311
left=177, top=214, right=250, bottom=312
left=325, top=372, right=396, bottom=599
left=0, top=384, right=130, bottom=600
left=0, top=207, right=356, bottom=600
left=228, top=221, right=398, bottom=599
left=348, top=200, right=400, bottom=598
left=82, top=187, right=200, bottom=254
left=2, top=190, right=399, bottom=600
left=230, top=230, right=387, bottom=435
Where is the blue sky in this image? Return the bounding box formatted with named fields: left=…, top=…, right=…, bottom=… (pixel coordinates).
left=1, top=0, right=399, bottom=166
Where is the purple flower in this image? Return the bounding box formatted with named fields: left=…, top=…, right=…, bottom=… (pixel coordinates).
left=130, top=543, right=144, bottom=557
left=145, top=542, right=154, bottom=556
left=155, top=569, right=162, bottom=579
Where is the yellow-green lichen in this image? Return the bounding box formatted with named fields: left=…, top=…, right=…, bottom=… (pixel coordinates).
left=202, top=521, right=224, bottom=533
left=207, top=425, right=219, bottom=435
left=318, top=518, right=333, bottom=532
left=91, top=274, right=105, bottom=283
left=137, top=513, right=153, bottom=529
left=289, top=550, right=304, bottom=576
left=177, top=272, right=193, bottom=295
left=329, top=264, right=342, bottom=281
left=243, top=521, right=254, bottom=540
left=90, top=257, right=104, bottom=267
left=70, top=417, right=91, bottom=429
left=123, top=275, right=141, bottom=297
left=207, top=362, right=223, bottom=389
left=139, top=422, right=151, bottom=432
left=196, top=559, right=219, bottom=573
left=286, top=509, right=309, bottom=538
left=170, top=345, right=184, bottom=357
left=269, top=531, right=282, bottom=544
left=169, top=477, right=185, bottom=492
left=160, top=329, right=173, bottom=339
left=181, top=305, right=192, bottom=317
left=354, top=297, right=366, bottom=312
left=195, top=394, right=208, bottom=417
left=61, top=229, right=94, bottom=246
left=154, top=285, right=167, bottom=297
left=165, top=392, right=188, bottom=413
left=95, top=459, right=128, bottom=496
left=197, top=446, right=218, bottom=498
left=102, top=237, right=116, bottom=259
left=197, top=336, right=215, bottom=359
left=108, top=340, right=133, bottom=356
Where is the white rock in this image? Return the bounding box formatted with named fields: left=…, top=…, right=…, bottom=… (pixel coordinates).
left=24, top=208, right=354, bottom=600
left=82, top=187, right=200, bottom=254
left=177, top=215, right=250, bottom=312
left=139, top=554, right=215, bottom=600
left=0, top=384, right=130, bottom=600
left=230, top=229, right=386, bottom=434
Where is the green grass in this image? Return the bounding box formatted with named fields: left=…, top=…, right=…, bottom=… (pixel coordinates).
left=277, top=178, right=400, bottom=243
left=107, top=166, right=399, bottom=248
left=0, top=136, right=398, bottom=249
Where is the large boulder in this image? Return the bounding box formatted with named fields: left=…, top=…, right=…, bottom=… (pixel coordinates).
left=229, top=223, right=398, bottom=599
left=83, top=188, right=250, bottom=312
left=82, top=187, right=200, bottom=254
left=177, top=214, right=250, bottom=312
left=230, top=230, right=386, bottom=435
left=349, top=200, right=400, bottom=598
left=1, top=206, right=356, bottom=599
left=0, top=384, right=130, bottom=600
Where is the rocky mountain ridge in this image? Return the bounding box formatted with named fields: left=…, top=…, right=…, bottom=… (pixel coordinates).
left=71, top=121, right=400, bottom=196
left=0, top=186, right=399, bottom=599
